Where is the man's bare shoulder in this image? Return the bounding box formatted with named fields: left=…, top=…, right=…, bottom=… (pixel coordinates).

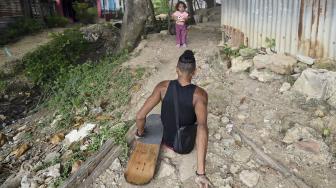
left=194, top=86, right=208, bottom=102
left=154, top=80, right=170, bottom=92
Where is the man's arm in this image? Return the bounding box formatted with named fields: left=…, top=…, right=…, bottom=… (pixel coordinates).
left=194, top=88, right=208, bottom=175
left=135, top=82, right=165, bottom=135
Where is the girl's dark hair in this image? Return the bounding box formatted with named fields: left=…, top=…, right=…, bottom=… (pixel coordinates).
left=177, top=50, right=196, bottom=74
left=175, top=1, right=187, bottom=10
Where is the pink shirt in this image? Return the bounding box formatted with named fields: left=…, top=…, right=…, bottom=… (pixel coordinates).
left=173, top=11, right=189, bottom=25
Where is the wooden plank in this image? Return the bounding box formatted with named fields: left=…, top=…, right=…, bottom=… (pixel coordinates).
left=232, top=126, right=311, bottom=188
left=124, top=142, right=160, bottom=185
left=62, top=125, right=137, bottom=188
left=82, top=125, right=137, bottom=187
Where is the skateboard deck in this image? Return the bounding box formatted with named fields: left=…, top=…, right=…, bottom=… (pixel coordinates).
left=124, top=114, right=163, bottom=185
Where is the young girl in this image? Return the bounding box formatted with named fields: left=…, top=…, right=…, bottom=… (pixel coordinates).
left=172, top=1, right=189, bottom=48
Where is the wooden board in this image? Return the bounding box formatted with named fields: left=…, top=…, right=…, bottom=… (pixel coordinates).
left=124, top=142, right=160, bottom=185
left=124, top=114, right=163, bottom=185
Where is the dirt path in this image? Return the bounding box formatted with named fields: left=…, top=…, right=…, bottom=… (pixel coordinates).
left=0, top=28, right=65, bottom=65
left=94, top=23, right=336, bottom=188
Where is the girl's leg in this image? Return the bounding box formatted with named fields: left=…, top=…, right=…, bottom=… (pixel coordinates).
left=181, top=25, right=187, bottom=45
left=175, top=24, right=181, bottom=45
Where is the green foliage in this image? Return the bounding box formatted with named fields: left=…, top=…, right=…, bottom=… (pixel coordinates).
left=0, top=80, right=6, bottom=94
left=154, top=0, right=170, bottom=14
left=45, top=15, right=69, bottom=28
left=221, top=44, right=247, bottom=59
left=73, top=2, right=97, bottom=24
left=0, top=18, right=44, bottom=45
left=265, top=37, right=276, bottom=51
left=322, top=128, right=331, bottom=139
left=23, top=28, right=91, bottom=87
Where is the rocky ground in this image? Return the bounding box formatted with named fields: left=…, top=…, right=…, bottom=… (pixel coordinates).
left=1, top=17, right=336, bottom=188
left=93, top=24, right=336, bottom=188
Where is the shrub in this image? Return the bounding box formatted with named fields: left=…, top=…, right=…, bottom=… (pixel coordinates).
left=73, top=2, right=97, bottom=24
left=45, top=15, right=69, bottom=28
left=23, top=28, right=91, bottom=87
left=154, top=0, right=169, bottom=14
left=0, top=18, right=44, bottom=45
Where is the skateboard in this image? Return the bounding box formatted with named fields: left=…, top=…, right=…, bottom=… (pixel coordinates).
left=124, top=114, right=163, bottom=185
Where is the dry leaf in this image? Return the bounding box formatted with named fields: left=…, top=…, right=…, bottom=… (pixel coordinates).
left=12, top=143, right=30, bottom=158
left=50, top=133, right=65, bottom=145
left=0, top=133, right=7, bottom=147
left=96, top=115, right=113, bottom=121
left=71, top=160, right=83, bottom=174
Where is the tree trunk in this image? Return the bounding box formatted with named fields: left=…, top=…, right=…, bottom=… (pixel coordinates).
left=119, top=0, right=150, bottom=51
left=205, top=0, right=215, bottom=8
left=147, top=0, right=156, bottom=26
left=186, top=0, right=195, bottom=24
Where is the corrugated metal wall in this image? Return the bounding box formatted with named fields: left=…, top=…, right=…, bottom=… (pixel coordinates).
left=0, top=0, right=23, bottom=30
left=221, top=0, right=336, bottom=59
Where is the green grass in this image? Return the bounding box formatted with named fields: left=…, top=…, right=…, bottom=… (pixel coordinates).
left=0, top=80, right=6, bottom=94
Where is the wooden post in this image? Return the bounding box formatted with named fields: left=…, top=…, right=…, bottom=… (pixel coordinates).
left=97, top=0, right=102, bottom=18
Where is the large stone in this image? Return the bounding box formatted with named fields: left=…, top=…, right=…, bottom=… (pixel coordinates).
left=249, top=69, right=282, bottom=82
left=110, top=158, right=122, bottom=171
left=292, top=69, right=336, bottom=108
left=239, top=48, right=257, bottom=59
left=64, top=123, right=96, bottom=146
left=287, top=139, right=332, bottom=165
left=279, top=82, right=291, bottom=93
left=231, top=57, right=253, bottom=73
left=282, top=125, right=318, bottom=144
left=296, top=54, right=315, bottom=65
left=37, top=163, right=61, bottom=178
left=253, top=54, right=297, bottom=75
left=239, top=170, right=260, bottom=187
left=233, top=147, right=252, bottom=163
left=44, top=151, right=60, bottom=163
left=312, top=58, right=336, bottom=71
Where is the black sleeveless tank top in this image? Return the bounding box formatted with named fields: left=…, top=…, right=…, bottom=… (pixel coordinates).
left=161, top=80, right=197, bottom=147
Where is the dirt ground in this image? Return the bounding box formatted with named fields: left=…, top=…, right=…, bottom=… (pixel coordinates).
left=93, top=24, right=336, bottom=188
left=0, top=28, right=65, bottom=66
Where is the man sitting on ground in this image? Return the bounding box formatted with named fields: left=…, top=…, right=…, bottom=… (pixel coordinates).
left=135, top=50, right=212, bottom=188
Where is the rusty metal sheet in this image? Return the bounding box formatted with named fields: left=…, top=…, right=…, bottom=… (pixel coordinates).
left=221, top=0, right=335, bottom=59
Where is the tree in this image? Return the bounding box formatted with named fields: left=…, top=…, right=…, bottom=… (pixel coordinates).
left=119, top=0, right=150, bottom=51
left=204, top=0, right=215, bottom=8
left=186, top=0, right=195, bottom=24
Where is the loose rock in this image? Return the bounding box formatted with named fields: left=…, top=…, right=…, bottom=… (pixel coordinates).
left=292, top=69, right=336, bottom=108
left=233, top=147, right=252, bottom=163
left=64, top=123, right=96, bottom=146
left=239, top=170, right=260, bottom=187
left=296, top=54, right=315, bottom=65
left=231, top=57, right=253, bottom=73
left=249, top=69, right=281, bottom=82
left=221, top=116, right=230, bottom=124
left=282, top=125, right=318, bottom=144
left=44, top=151, right=60, bottom=163
left=253, top=54, right=297, bottom=75
left=279, top=82, right=291, bottom=93
left=111, top=158, right=122, bottom=171
left=71, top=160, right=83, bottom=174
left=239, top=48, right=257, bottom=59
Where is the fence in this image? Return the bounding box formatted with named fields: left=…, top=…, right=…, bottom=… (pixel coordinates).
left=221, top=0, right=336, bottom=59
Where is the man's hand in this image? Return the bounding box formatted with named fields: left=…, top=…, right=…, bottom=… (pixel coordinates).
left=195, top=175, right=213, bottom=188
left=135, top=129, right=145, bottom=139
